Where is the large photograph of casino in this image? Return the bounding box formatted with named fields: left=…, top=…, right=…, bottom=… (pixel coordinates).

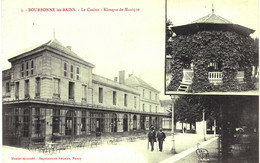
left=165, top=1, right=259, bottom=95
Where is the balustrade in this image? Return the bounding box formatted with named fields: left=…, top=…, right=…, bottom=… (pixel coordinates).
left=181, top=70, right=244, bottom=85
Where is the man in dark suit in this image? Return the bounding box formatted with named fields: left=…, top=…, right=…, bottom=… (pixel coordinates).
left=148, top=127, right=156, bottom=152
left=157, top=128, right=166, bottom=152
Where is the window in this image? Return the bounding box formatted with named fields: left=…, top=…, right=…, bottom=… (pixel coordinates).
left=134, top=96, right=137, bottom=108
left=20, top=60, right=34, bottom=77
left=149, top=91, right=152, bottom=100
left=70, top=65, right=74, bottom=79
left=31, top=60, right=34, bottom=75
left=76, top=67, right=80, bottom=80
left=64, top=62, right=67, bottom=77
left=25, top=80, right=30, bottom=98
left=6, top=82, right=10, bottom=93
left=26, top=61, right=29, bottom=76
left=124, top=94, right=127, bottom=107
left=82, top=85, right=87, bottom=101
left=113, top=91, right=117, bottom=105
left=35, top=77, right=40, bottom=97
left=69, top=82, right=75, bottom=100
left=143, top=104, right=145, bottom=111
left=156, top=106, right=158, bottom=113
left=21, top=63, right=24, bottom=77
left=81, top=111, right=86, bottom=132
left=143, top=89, right=145, bottom=97
left=53, top=78, right=60, bottom=98
left=26, top=62, right=29, bottom=69
left=99, top=88, right=103, bottom=103
left=150, top=105, right=152, bottom=112
left=15, top=82, right=19, bottom=99
left=155, top=94, right=157, bottom=101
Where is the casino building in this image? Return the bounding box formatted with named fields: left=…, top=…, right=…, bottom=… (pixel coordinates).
left=2, top=38, right=169, bottom=147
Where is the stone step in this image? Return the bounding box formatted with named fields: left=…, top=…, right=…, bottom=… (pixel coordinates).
left=177, top=82, right=191, bottom=92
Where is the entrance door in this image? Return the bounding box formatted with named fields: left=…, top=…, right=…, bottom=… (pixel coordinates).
left=96, top=118, right=104, bottom=132
left=111, top=114, right=117, bottom=132
left=140, top=116, right=145, bottom=130
left=65, top=111, right=76, bottom=136
left=123, top=114, right=128, bottom=132
left=133, top=115, right=137, bottom=130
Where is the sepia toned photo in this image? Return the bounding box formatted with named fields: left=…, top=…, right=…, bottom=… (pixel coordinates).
left=166, top=0, right=259, bottom=95
left=164, top=0, right=259, bottom=163
left=1, top=0, right=259, bottom=163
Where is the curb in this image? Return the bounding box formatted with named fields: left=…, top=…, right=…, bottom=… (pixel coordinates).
left=159, top=136, right=218, bottom=163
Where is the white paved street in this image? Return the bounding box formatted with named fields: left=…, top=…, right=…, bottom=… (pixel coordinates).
left=2, top=133, right=216, bottom=163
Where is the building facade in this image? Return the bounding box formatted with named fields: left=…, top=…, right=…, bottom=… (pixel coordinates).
left=2, top=38, right=169, bottom=147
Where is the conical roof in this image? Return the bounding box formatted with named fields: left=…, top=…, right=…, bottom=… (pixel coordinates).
left=171, top=9, right=255, bottom=36
left=191, top=12, right=232, bottom=24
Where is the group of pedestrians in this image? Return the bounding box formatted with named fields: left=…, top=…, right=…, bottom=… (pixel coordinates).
left=147, top=127, right=166, bottom=152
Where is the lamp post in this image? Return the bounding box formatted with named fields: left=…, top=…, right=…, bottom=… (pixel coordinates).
left=203, top=109, right=206, bottom=141
left=170, top=95, right=177, bottom=154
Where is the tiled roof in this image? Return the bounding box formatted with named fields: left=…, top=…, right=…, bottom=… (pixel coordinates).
left=160, top=100, right=172, bottom=107
left=8, top=38, right=95, bottom=68
left=191, top=13, right=232, bottom=24
left=46, top=38, right=85, bottom=61
left=125, top=75, right=160, bottom=93
left=171, top=10, right=254, bottom=36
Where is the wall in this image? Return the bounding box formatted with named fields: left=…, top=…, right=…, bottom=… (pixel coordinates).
left=92, top=74, right=140, bottom=111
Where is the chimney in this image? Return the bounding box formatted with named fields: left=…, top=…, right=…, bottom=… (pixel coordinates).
left=119, top=70, right=125, bottom=84
left=114, top=77, right=118, bottom=82
left=67, top=46, right=72, bottom=50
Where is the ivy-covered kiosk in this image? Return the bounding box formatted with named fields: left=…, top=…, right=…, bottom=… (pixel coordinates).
left=166, top=9, right=258, bottom=93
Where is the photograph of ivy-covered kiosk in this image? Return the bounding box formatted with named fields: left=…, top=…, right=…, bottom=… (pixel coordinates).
left=166, top=7, right=259, bottom=95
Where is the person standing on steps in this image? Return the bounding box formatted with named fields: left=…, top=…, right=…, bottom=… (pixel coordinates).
left=157, top=128, right=166, bottom=152
left=148, top=127, right=157, bottom=152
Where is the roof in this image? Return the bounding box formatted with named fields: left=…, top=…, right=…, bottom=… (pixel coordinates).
left=171, top=10, right=255, bottom=36
left=8, top=38, right=95, bottom=68
left=92, top=74, right=140, bottom=95
left=191, top=12, right=232, bottom=24
left=160, top=100, right=172, bottom=107
left=125, top=74, right=160, bottom=93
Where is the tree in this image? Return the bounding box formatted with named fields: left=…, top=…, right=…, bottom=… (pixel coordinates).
left=166, top=19, right=174, bottom=56
left=175, top=96, right=219, bottom=121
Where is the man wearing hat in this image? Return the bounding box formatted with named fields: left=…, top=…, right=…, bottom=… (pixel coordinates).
left=157, top=128, right=166, bottom=152
left=148, top=126, right=156, bottom=151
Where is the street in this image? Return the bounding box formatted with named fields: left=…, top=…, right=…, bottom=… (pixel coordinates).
left=2, top=133, right=216, bottom=163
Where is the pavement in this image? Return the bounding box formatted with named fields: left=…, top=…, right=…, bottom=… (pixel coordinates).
left=161, top=136, right=218, bottom=163
left=2, top=133, right=217, bottom=163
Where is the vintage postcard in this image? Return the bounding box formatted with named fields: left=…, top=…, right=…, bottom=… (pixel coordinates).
left=1, top=0, right=259, bottom=163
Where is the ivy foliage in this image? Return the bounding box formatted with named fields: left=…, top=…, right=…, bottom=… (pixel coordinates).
left=167, top=30, right=258, bottom=92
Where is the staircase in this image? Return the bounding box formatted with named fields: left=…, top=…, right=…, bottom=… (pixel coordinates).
left=177, top=82, right=191, bottom=92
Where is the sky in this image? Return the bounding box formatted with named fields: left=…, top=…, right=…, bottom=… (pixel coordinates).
left=167, top=0, right=259, bottom=38
left=1, top=0, right=168, bottom=99
left=1, top=0, right=259, bottom=100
